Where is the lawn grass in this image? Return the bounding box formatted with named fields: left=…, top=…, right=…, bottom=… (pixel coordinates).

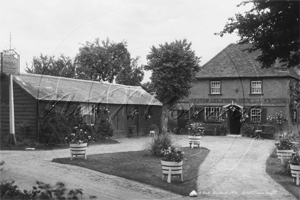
left=266, top=149, right=300, bottom=199
left=52, top=147, right=209, bottom=196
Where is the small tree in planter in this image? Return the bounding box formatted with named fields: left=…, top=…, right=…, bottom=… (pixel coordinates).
left=275, top=133, right=294, bottom=164
left=289, top=152, right=300, bottom=185
left=186, top=122, right=204, bottom=148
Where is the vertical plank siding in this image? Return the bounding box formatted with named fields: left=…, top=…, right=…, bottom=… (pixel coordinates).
left=0, top=77, right=37, bottom=140
left=1, top=75, right=162, bottom=142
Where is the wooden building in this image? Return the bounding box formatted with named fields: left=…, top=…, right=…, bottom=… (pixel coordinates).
left=0, top=73, right=162, bottom=142
left=177, top=43, right=300, bottom=136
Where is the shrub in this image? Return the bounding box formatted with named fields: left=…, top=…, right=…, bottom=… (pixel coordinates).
left=0, top=181, right=85, bottom=200
left=39, top=105, right=78, bottom=145
left=240, top=123, right=254, bottom=137
left=216, top=125, right=228, bottom=136
left=94, top=120, right=114, bottom=140
left=149, top=133, right=173, bottom=157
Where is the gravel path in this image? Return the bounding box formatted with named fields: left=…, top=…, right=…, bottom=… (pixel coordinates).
left=0, top=135, right=297, bottom=200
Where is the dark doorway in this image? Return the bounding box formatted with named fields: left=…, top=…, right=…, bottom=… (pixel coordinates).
left=228, top=110, right=242, bottom=134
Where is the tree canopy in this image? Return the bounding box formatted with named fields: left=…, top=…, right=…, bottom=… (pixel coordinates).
left=25, top=54, right=75, bottom=78
left=115, top=57, right=144, bottom=86
left=75, top=38, right=131, bottom=83
left=27, top=38, right=144, bottom=86
left=217, top=0, right=299, bottom=68
left=145, top=39, right=200, bottom=132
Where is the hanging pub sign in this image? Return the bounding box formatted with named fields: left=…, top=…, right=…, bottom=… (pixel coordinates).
left=1, top=49, right=20, bottom=75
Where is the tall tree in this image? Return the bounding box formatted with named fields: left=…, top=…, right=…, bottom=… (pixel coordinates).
left=25, top=54, right=75, bottom=78
left=145, top=39, right=200, bottom=132
left=217, top=0, right=299, bottom=68
left=75, top=38, right=131, bottom=82
left=141, top=81, right=154, bottom=94
left=115, top=57, right=144, bottom=86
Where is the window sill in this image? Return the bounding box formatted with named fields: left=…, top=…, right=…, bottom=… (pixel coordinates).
left=249, top=93, right=264, bottom=96
left=208, top=94, right=222, bottom=96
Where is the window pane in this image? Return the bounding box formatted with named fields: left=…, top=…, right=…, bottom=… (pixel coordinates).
left=211, top=81, right=221, bottom=94
left=81, top=104, right=95, bottom=125
left=251, top=81, right=262, bottom=94
left=251, top=108, right=261, bottom=123
left=205, top=107, right=221, bottom=122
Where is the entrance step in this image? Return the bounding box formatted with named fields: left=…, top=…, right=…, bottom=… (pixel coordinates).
left=227, top=134, right=241, bottom=137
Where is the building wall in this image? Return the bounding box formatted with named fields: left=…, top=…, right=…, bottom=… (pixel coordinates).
left=182, top=76, right=295, bottom=133
left=190, top=77, right=289, bottom=100
left=0, top=75, right=37, bottom=140
left=37, top=101, right=162, bottom=139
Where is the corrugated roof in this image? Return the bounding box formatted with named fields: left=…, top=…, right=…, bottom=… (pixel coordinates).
left=196, top=43, right=300, bottom=80
left=13, top=73, right=162, bottom=106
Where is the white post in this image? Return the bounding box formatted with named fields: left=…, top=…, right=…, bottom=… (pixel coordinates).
left=9, top=74, right=16, bottom=144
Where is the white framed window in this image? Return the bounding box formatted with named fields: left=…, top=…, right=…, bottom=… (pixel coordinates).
left=250, top=108, right=261, bottom=123
left=210, top=81, right=221, bottom=94
left=251, top=81, right=262, bottom=94
left=81, top=104, right=95, bottom=125
left=205, top=107, right=221, bottom=122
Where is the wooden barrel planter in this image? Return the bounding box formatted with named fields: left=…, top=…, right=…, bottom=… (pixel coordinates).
left=149, top=130, right=155, bottom=137
left=161, top=160, right=183, bottom=183
left=188, top=136, right=201, bottom=148
left=290, top=164, right=300, bottom=186
left=70, top=143, right=88, bottom=160
left=276, top=149, right=294, bottom=164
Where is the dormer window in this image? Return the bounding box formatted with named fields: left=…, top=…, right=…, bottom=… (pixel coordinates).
left=251, top=81, right=262, bottom=94
left=210, top=81, right=221, bottom=94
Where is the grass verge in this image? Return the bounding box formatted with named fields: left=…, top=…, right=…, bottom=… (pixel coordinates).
left=266, top=149, right=300, bottom=199
left=52, top=147, right=209, bottom=196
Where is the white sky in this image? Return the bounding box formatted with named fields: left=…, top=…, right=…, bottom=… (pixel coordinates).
left=0, top=0, right=252, bottom=82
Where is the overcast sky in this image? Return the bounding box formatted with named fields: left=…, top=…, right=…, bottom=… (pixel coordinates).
left=0, top=0, right=252, bottom=82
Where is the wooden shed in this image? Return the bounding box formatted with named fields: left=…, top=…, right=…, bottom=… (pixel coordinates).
left=0, top=73, right=162, bottom=142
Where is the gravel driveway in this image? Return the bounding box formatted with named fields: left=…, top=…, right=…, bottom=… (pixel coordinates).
left=0, top=135, right=297, bottom=200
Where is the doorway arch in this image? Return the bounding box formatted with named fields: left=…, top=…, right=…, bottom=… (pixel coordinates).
left=222, top=102, right=243, bottom=135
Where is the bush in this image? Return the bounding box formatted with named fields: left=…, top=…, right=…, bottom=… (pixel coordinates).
left=149, top=133, right=173, bottom=157
left=94, top=120, right=114, bottom=140
left=216, top=125, right=228, bottom=136
left=240, top=123, right=254, bottom=137
left=39, top=105, right=79, bottom=145
left=0, top=181, right=85, bottom=200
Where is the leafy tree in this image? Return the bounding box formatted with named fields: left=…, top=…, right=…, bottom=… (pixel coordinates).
left=145, top=39, right=200, bottom=132
left=217, top=0, right=299, bottom=68
left=115, top=57, right=144, bottom=86
left=141, top=81, right=154, bottom=94
left=75, top=38, right=131, bottom=82
left=25, top=54, right=75, bottom=78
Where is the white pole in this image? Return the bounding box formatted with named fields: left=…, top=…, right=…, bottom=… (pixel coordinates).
left=9, top=74, right=16, bottom=144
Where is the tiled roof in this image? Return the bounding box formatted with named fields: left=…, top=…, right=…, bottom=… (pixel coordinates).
left=13, top=73, right=162, bottom=106
left=196, top=43, right=300, bottom=80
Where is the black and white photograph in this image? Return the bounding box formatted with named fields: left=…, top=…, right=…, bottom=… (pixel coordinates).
left=0, top=0, right=299, bottom=199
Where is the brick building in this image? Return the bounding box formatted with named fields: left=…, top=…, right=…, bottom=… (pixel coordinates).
left=177, top=43, right=300, bottom=136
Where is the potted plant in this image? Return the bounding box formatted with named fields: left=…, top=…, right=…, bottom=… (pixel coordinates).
left=149, top=124, right=158, bottom=137
left=289, top=151, right=300, bottom=185
left=275, top=137, right=294, bottom=164
left=65, top=123, right=93, bottom=160
left=160, top=146, right=184, bottom=183
left=186, top=122, right=204, bottom=148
